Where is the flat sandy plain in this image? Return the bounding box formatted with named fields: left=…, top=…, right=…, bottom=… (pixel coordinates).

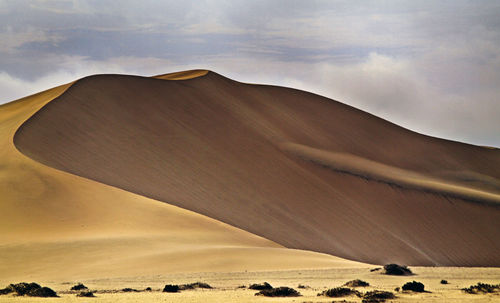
left=1, top=267, right=500, bottom=302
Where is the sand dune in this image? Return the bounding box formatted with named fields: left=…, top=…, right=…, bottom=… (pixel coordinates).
left=12, top=71, right=500, bottom=266
left=281, top=142, right=500, bottom=206
left=0, top=72, right=363, bottom=283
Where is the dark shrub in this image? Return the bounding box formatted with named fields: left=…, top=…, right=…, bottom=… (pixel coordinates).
left=462, top=282, right=500, bottom=294
left=440, top=280, right=448, bottom=284
left=71, top=283, right=88, bottom=291
left=179, top=282, right=212, bottom=290
left=383, top=264, right=413, bottom=275
left=0, top=282, right=57, bottom=297
left=0, top=282, right=41, bottom=296
left=76, top=291, right=95, bottom=297
left=362, top=290, right=395, bottom=303
left=297, top=284, right=309, bottom=289
left=163, top=284, right=180, bottom=293
left=318, top=287, right=359, bottom=297
left=370, top=267, right=381, bottom=272
left=28, top=287, right=58, bottom=297
left=394, top=287, right=400, bottom=292
left=249, top=282, right=272, bottom=290
left=145, top=287, right=152, bottom=291
left=255, top=286, right=301, bottom=297
left=343, top=279, right=370, bottom=287
left=122, top=288, right=138, bottom=292
left=402, top=281, right=425, bottom=292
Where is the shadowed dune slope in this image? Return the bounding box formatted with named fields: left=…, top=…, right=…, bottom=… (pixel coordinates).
left=0, top=74, right=363, bottom=283
left=14, top=71, right=500, bottom=266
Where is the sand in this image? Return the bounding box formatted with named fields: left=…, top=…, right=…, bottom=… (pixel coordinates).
left=0, top=266, right=499, bottom=302
left=0, top=70, right=498, bottom=302
left=0, top=71, right=363, bottom=284
left=13, top=71, right=500, bottom=266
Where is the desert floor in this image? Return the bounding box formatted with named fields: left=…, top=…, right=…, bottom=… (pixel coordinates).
left=1, top=266, right=499, bottom=302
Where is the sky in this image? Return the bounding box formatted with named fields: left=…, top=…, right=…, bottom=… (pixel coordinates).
left=1, top=0, right=499, bottom=147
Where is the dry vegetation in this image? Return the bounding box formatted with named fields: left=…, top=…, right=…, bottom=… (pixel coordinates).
left=0, top=265, right=499, bottom=302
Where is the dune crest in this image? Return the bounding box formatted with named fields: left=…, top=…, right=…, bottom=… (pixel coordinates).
left=153, top=69, right=209, bottom=80
left=12, top=71, right=500, bottom=266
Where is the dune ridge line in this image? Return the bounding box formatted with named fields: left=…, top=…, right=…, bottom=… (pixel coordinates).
left=281, top=142, right=500, bottom=207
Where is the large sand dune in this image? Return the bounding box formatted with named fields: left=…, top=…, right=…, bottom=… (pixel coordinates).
left=12, top=70, right=500, bottom=267
left=0, top=71, right=363, bottom=283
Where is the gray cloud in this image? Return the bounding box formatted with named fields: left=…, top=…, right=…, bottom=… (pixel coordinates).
left=0, top=0, right=499, bottom=147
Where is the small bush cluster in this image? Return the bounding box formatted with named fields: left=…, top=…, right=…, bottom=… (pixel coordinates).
left=179, top=282, right=212, bottom=290
left=122, top=287, right=139, bottom=292
left=0, top=282, right=57, bottom=297
left=462, top=282, right=500, bottom=294
left=249, top=282, right=273, bottom=290
left=361, top=290, right=395, bottom=303
left=70, top=283, right=88, bottom=291
left=76, top=291, right=95, bottom=297
left=440, top=279, right=448, bottom=284
left=318, top=287, right=359, bottom=297
left=163, top=285, right=180, bottom=293
left=343, top=279, right=370, bottom=287
left=383, top=264, right=413, bottom=276
left=163, top=282, right=212, bottom=293
left=402, top=281, right=425, bottom=292
left=255, top=286, right=301, bottom=297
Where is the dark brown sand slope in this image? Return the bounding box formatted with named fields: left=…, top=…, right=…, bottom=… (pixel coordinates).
left=14, top=72, right=500, bottom=266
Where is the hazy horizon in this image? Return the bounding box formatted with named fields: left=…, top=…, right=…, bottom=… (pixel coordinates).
left=1, top=1, right=499, bottom=147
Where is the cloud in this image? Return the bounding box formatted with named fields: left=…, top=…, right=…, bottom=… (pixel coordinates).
left=0, top=1, right=499, bottom=146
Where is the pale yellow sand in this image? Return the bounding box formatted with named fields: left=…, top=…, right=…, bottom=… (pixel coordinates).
left=0, top=267, right=499, bottom=302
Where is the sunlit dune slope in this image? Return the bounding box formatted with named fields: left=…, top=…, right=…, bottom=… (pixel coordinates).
left=0, top=72, right=363, bottom=283
left=13, top=71, right=500, bottom=266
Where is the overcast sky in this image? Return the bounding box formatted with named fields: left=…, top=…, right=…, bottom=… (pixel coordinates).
left=1, top=0, right=499, bottom=147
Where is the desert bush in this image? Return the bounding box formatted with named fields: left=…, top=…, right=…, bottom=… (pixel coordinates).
left=343, top=279, right=370, bottom=287
left=249, top=282, right=273, bottom=290
left=179, top=282, right=212, bottom=290
left=462, top=282, right=500, bottom=294
left=71, top=283, right=88, bottom=291
left=163, top=284, right=180, bottom=293
left=0, top=282, right=57, bottom=297
left=145, top=287, right=152, bottom=291
left=383, top=264, right=413, bottom=275
left=440, top=280, right=448, bottom=284
left=402, top=281, right=425, bottom=292
left=297, top=284, right=309, bottom=289
left=255, top=286, right=301, bottom=297
left=361, top=290, right=395, bottom=303
left=318, top=287, right=359, bottom=297
left=76, top=291, right=95, bottom=297
left=29, top=287, right=58, bottom=297
left=122, top=288, right=138, bottom=292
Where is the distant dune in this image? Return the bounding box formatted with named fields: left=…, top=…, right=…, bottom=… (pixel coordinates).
left=10, top=70, right=499, bottom=267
